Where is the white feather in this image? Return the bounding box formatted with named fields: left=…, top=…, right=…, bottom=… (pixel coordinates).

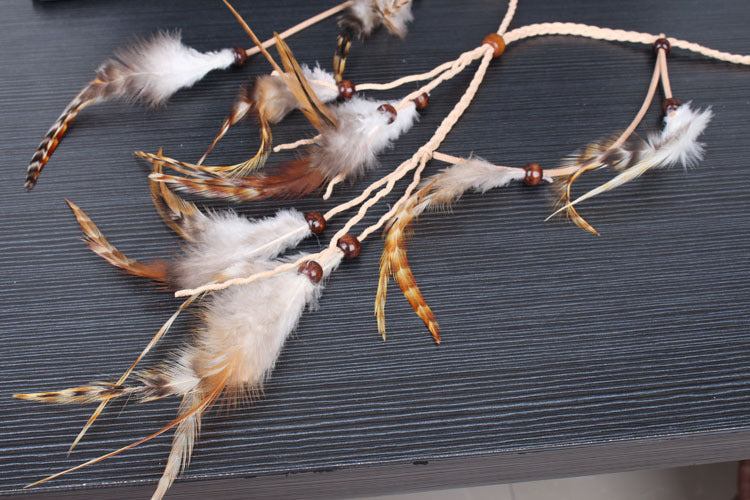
left=646, top=102, right=713, bottom=168
left=172, top=209, right=310, bottom=290
left=179, top=251, right=341, bottom=392
left=314, top=98, right=419, bottom=179
left=304, top=65, right=340, bottom=103
left=104, top=31, right=236, bottom=106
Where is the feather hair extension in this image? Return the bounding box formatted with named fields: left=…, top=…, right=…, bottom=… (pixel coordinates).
left=149, top=98, right=420, bottom=201
left=550, top=103, right=712, bottom=232
left=377, top=158, right=526, bottom=342
left=334, top=0, right=414, bottom=80
left=25, top=31, right=241, bottom=189
left=15, top=202, right=335, bottom=499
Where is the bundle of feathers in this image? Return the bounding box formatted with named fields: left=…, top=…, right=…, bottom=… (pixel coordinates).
left=15, top=175, right=341, bottom=499
left=149, top=95, right=420, bottom=201
left=144, top=30, right=421, bottom=201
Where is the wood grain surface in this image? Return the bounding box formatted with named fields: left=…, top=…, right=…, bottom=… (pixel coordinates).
left=1, top=0, right=749, bottom=498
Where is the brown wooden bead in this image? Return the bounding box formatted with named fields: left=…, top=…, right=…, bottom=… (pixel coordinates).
left=298, top=261, right=323, bottom=284
left=413, top=93, right=429, bottom=111
left=305, top=212, right=326, bottom=234
left=662, top=97, right=681, bottom=115
left=337, top=234, right=361, bottom=259
left=231, top=47, right=248, bottom=67
left=523, top=163, right=543, bottom=186
left=482, top=33, right=506, bottom=58
left=377, top=104, right=397, bottom=124
left=337, top=79, right=356, bottom=100
left=653, top=38, right=671, bottom=55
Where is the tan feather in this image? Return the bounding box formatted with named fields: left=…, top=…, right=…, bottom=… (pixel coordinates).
left=551, top=164, right=601, bottom=236
left=149, top=149, right=207, bottom=241
left=377, top=185, right=440, bottom=343
left=221, top=1, right=336, bottom=132
left=66, top=199, right=169, bottom=283
left=195, top=82, right=275, bottom=177
left=150, top=157, right=326, bottom=202
left=273, top=34, right=337, bottom=130
left=375, top=249, right=390, bottom=340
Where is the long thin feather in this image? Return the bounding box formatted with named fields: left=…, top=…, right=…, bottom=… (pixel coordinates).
left=274, top=34, right=337, bottom=130
left=25, top=32, right=237, bottom=189
left=66, top=200, right=169, bottom=283
left=149, top=152, right=207, bottom=242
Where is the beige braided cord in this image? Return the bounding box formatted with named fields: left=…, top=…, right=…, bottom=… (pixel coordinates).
left=504, top=22, right=750, bottom=65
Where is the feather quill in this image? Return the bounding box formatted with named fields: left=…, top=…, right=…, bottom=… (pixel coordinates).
left=377, top=158, right=525, bottom=342
left=25, top=31, right=239, bottom=189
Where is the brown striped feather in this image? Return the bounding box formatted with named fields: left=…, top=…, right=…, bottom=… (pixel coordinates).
left=149, top=150, right=207, bottom=241
left=150, top=157, right=325, bottom=202
left=379, top=185, right=441, bottom=343
left=66, top=199, right=169, bottom=283
left=25, top=82, right=102, bottom=189
left=13, top=383, right=131, bottom=404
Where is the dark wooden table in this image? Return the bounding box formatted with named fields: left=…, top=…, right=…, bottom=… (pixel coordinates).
left=2, top=0, right=749, bottom=498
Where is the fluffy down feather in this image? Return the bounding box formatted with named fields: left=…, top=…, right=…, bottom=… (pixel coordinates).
left=171, top=209, right=311, bottom=290
left=312, top=97, right=420, bottom=180
left=98, top=31, right=236, bottom=107
left=341, top=0, right=414, bottom=38
left=640, top=101, right=712, bottom=169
